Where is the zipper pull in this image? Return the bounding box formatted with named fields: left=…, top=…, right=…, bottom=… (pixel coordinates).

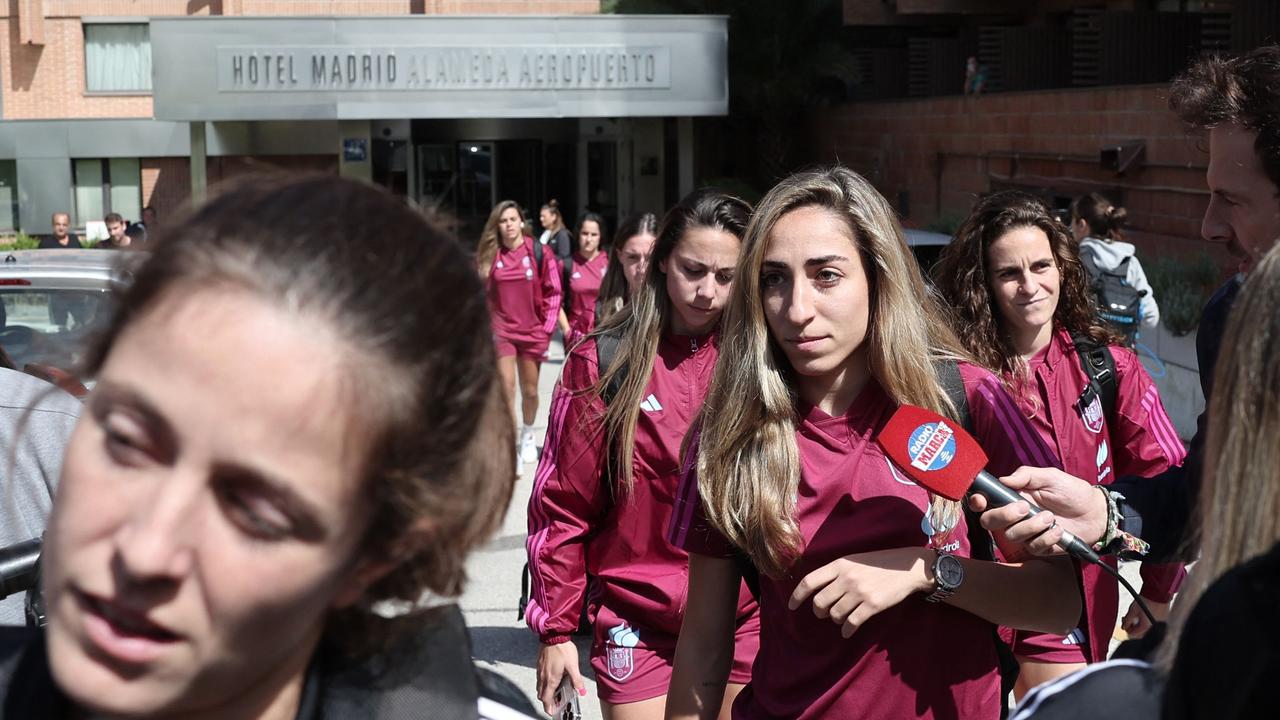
left=690, top=337, right=698, bottom=352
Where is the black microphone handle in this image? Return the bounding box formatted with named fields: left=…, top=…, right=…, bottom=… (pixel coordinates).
left=970, top=470, right=1101, bottom=564
left=0, top=538, right=42, bottom=601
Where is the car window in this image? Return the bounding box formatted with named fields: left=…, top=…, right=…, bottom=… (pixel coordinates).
left=0, top=289, right=113, bottom=372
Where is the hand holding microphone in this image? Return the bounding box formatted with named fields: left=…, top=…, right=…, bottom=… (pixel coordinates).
left=970, top=466, right=1110, bottom=558
left=875, top=405, right=1101, bottom=565
left=876, top=404, right=1159, bottom=627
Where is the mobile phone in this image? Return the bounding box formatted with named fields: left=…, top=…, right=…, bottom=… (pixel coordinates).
left=553, top=676, right=580, bottom=720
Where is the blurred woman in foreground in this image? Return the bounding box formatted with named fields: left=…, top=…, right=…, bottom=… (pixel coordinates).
left=0, top=175, right=525, bottom=719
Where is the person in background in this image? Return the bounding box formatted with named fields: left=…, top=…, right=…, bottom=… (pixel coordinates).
left=1008, top=242, right=1280, bottom=720
left=124, top=206, right=155, bottom=247
left=667, top=167, right=1079, bottom=720
left=0, top=174, right=533, bottom=718
left=596, top=213, right=658, bottom=327
left=557, top=212, right=609, bottom=349
left=527, top=190, right=757, bottom=720
left=476, top=200, right=562, bottom=473
left=1070, top=193, right=1160, bottom=335
left=965, top=56, right=988, bottom=96
left=539, top=199, right=573, bottom=263
left=932, top=191, right=1186, bottom=698
left=970, top=44, right=1280, bottom=573
left=37, top=213, right=81, bottom=250
left=39, top=212, right=87, bottom=326
left=0, top=367, right=80, bottom=626
left=97, top=213, right=132, bottom=250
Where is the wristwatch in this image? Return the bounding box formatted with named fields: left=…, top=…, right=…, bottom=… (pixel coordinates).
left=926, top=552, right=964, bottom=603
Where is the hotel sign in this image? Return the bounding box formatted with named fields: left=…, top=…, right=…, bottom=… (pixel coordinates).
left=152, top=17, right=725, bottom=120
left=218, top=46, right=671, bottom=92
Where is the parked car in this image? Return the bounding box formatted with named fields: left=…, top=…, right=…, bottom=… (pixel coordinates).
left=904, top=228, right=954, bottom=275
left=0, top=249, right=137, bottom=396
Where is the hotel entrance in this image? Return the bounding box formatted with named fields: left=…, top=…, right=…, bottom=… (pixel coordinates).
left=132, top=15, right=725, bottom=249
left=403, top=119, right=639, bottom=243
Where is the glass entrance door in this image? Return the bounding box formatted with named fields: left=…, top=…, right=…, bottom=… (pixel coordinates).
left=456, top=142, right=495, bottom=222
left=586, top=140, right=619, bottom=233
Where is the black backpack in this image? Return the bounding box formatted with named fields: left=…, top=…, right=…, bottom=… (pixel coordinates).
left=531, top=239, right=579, bottom=314
left=1080, top=250, right=1145, bottom=346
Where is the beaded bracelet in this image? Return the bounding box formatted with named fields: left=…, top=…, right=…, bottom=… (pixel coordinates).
left=1092, top=485, right=1120, bottom=549
left=1092, top=485, right=1150, bottom=559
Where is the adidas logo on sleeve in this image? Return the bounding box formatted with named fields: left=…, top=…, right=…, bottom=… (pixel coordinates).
left=640, top=394, right=663, bottom=413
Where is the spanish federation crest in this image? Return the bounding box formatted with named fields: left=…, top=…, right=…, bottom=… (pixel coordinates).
left=606, top=624, right=640, bottom=681
left=1079, top=393, right=1105, bottom=434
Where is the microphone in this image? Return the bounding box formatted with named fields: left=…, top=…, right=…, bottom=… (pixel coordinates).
left=876, top=405, right=1101, bottom=565
left=0, top=538, right=42, bottom=601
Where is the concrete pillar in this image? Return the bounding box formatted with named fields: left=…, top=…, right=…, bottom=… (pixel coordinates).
left=338, top=120, right=373, bottom=183
left=189, top=121, right=207, bottom=205
left=16, top=157, right=72, bottom=234
left=677, top=116, right=694, bottom=200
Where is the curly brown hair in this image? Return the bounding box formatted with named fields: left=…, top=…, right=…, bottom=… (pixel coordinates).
left=932, top=190, right=1122, bottom=379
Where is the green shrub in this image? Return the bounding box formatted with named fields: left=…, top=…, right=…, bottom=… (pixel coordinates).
left=1146, top=252, right=1219, bottom=336
left=925, top=215, right=964, bottom=236
left=10, top=231, right=39, bottom=249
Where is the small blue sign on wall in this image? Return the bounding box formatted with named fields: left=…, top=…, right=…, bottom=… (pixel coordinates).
left=343, top=138, right=368, bottom=162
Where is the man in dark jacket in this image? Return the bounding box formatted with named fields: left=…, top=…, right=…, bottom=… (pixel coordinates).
left=976, top=46, right=1280, bottom=563
left=36, top=213, right=81, bottom=250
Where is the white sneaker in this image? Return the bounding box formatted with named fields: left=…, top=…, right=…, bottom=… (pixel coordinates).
left=520, top=429, right=538, bottom=464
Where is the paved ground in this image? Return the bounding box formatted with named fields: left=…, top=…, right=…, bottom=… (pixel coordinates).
left=460, top=335, right=603, bottom=719
left=458, top=334, right=1161, bottom=718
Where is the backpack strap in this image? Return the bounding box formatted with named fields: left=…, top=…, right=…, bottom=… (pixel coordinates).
left=934, top=358, right=970, bottom=433
left=1072, top=334, right=1118, bottom=421
left=560, top=255, right=575, bottom=311
left=594, top=325, right=627, bottom=407
left=1115, top=255, right=1133, bottom=279
left=1079, top=245, right=1101, bottom=277
left=933, top=359, right=998, bottom=561
left=934, top=357, right=1019, bottom=712
left=531, top=236, right=543, bottom=269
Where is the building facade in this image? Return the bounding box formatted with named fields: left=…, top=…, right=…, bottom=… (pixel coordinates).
left=820, top=0, right=1280, bottom=271
left=0, top=1, right=728, bottom=240
left=815, top=0, right=1280, bottom=438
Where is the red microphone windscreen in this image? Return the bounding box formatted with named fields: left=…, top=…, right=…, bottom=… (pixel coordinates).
left=876, top=404, right=989, bottom=501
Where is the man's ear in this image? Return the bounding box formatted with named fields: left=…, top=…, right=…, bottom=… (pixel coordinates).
left=331, top=518, right=437, bottom=609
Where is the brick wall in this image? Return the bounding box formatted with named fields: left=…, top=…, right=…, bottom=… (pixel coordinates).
left=230, top=0, right=599, bottom=12
left=142, top=155, right=340, bottom=219
left=814, top=84, right=1228, bottom=266
left=0, top=0, right=601, bottom=17
left=2, top=18, right=153, bottom=119
left=141, top=157, right=189, bottom=217
left=142, top=152, right=337, bottom=217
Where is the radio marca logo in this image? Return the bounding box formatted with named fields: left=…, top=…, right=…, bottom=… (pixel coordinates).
left=907, top=421, right=957, bottom=472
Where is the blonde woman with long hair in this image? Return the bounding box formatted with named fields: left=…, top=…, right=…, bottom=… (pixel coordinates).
left=477, top=200, right=562, bottom=471
left=526, top=190, right=760, bottom=720
left=666, top=167, right=1081, bottom=719
left=1008, top=244, right=1280, bottom=720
